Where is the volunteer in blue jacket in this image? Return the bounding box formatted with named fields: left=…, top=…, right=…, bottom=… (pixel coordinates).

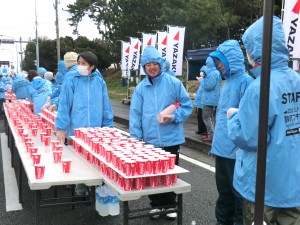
left=227, top=16, right=300, bottom=225
left=209, top=40, right=253, bottom=225
left=0, top=73, right=8, bottom=119
left=199, top=56, right=221, bottom=142
left=129, top=46, right=193, bottom=220
left=26, top=70, right=52, bottom=115
left=194, top=66, right=208, bottom=135
left=11, top=73, right=30, bottom=99
left=163, top=60, right=176, bottom=77
left=55, top=51, right=114, bottom=144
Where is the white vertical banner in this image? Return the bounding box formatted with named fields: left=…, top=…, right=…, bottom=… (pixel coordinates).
left=282, top=0, right=300, bottom=70
left=121, top=41, right=131, bottom=78
left=128, top=37, right=141, bottom=71
left=140, top=33, right=157, bottom=75
left=166, top=26, right=185, bottom=76
left=157, top=31, right=168, bottom=60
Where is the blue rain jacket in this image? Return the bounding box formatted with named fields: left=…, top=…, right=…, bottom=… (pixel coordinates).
left=62, top=65, right=78, bottom=83
left=228, top=16, right=300, bottom=207
left=55, top=70, right=114, bottom=139
left=200, top=57, right=221, bottom=106
left=130, top=46, right=193, bottom=147
left=12, top=75, right=30, bottom=99
left=0, top=80, right=8, bottom=99
left=164, top=60, right=176, bottom=77
left=26, top=77, right=52, bottom=115
left=209, top=40, right=253, bottom=159
left=194, top=66, right=207, bottom=108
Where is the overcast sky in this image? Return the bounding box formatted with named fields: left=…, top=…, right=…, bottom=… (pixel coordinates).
left=0, top=0, right=100, bottom=71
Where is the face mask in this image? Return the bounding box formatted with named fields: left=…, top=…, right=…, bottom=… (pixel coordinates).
left=246, top=51, right=255, bottom=67
left=78, top=65, right=90, bottom=76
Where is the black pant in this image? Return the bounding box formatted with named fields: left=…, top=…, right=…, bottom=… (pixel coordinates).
left=215, top=156, right=243, bottom=225
left=0, top=99, right=5, bottom=119
left=197, top=107, right=207, bottom=134
left=149, top=145, right=179, bottom=208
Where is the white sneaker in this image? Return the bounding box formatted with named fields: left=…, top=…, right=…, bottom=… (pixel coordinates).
left=165, top=208, right=177, bottom=220
left=149, top=208, right=162, bottom=219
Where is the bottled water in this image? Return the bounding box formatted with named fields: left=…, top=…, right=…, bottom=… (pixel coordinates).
left=95, top=186, right=101, bottom=214
left=98, top=185, right=109, bottom=216
left=191, top=220, right=196, bottom=225
left=107, top=186, right=120, bottom=216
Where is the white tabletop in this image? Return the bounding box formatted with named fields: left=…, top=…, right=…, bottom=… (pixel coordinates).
left=6, top=113, right=103, bottom=190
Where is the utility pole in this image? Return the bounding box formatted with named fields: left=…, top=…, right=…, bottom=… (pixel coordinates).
left=55, top=0, right=61, bottom=61
left=35, top=0, right=40, bottom=69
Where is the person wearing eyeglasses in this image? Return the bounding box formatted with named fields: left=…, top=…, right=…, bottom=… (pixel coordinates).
left=209, top=40, right=253, bottom=225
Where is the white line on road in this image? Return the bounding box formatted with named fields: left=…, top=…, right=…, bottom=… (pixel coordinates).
left=1, top=133, right=23, bottom=211
left=116, top=129, right=215, bottom=172
left=180, top=154, right=215, bottom=173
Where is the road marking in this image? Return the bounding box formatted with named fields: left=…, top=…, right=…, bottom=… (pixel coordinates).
left=116, top=129, right=215, bottom=172
left=1, top=133, right=22, bottom=211
left=180, top=154, right=215, bottom=172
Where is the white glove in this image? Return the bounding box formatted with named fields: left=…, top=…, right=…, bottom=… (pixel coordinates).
left=57, top=130, right=66, bottom=144
left=159, top=114, right=175, bottom=124
left=49, top=104, right=57, bottom=112
left=227, top=108, right=238, bottom=118
left=42, top=103, right=51, bottom=109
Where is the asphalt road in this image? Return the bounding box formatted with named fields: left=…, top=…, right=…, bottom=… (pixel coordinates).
left=0, top=119, right=219, bottom=225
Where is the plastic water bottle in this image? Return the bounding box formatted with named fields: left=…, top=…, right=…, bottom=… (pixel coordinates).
left=107, top=186, right=120, bottom=216
left=95, top=186, right=101, bottom=214
left=98, top=185, right=109, bottom=216
left=191, top=220, right=196, bottom=225
left=157, top=102, right=180, bottom=123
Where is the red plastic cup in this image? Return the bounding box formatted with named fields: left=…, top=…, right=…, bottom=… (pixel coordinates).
left=40, top=132, right=47, bottom=142
left=24, top=136, right=32, bottom=144
left=54, top=144, right=63, bottom=151
left=25, top=142, right=34, bottom=152
left=149, top=176, right=159, bottom=187
left=32, top=153, right=41, bottom=165
left=163, top=175, right=172, bottom=187
left=134, top=177, right=146, bottom=190
left=22, top=134, right=29, bottom=142
left=145, top=159, right=154, bottom=174
left=151, top=158, right=160, bottom=174
left=18, top=128, right=24, bottom=136
left=105, top=148, right=112, bottom=163
left=29, top=147, right=39, bottom=157
left=160, top=157, right=170, bottom=173
left=44, top=136, right=51, bottom=146
left=45, top=127, right=52, bottom=136
left=123, top=160, right=136, bottom=176
left=167, top=154, right=176, bottom=169
left=123, top=178, right=133, bottom=191
left=62, top=159, right=72, bottom=173
left=171, top=174, right=177, bottom=184
left=34, top=164, right=45, bottom=179
left=136, top=159, right=147, bottom=175
left=74, top=128, right=81, bottom=138
left=53, top=151, right=62, bottom=163
left=31, top=128, right=38, bottom=136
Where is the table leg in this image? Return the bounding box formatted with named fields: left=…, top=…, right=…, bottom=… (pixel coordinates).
left=90, top=186, right=96, bottom=225
left=35, top=191, right=41, bottom=225
left=123, top=201, right=129, bottom=225
left=11, top=135, right=15, bottom=168
left=177, top=194, right=183, bottom=225
left=18, top=154, right=22, bottom=204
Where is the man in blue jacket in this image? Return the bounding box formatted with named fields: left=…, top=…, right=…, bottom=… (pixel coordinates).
left=227, top=16, right=300, bottom=225
left=11, top=73, right=30, bottom=99
left=0, top=73, right=8, bottom=119
left=199, top=56, right=221, bottom=142
left=209, top=40, right=253, bottom=225
left=129, top=46, right=193, bottom=220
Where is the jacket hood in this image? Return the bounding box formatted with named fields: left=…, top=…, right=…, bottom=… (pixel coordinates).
left=31, top=77, right=47, bottom=89
left=58, top=60, right=67, bottom=75
left=242, top=16, right=289, bottom=66
left=55, top=71, right=63, bottom=84
left=140, top=46, right=164, bottom=76
left=164, top=60, right=171, bottom=70
left=210, top=40, right=245, bottom=79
